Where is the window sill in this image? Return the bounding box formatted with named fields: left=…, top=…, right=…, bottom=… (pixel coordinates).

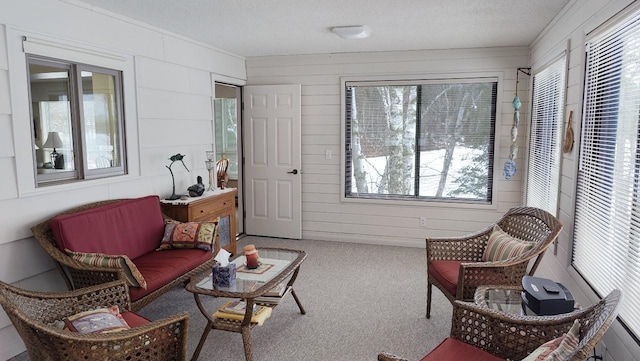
left=340, top=194, right=497, bottom=210
left=18, top=173, right=137, bottom=199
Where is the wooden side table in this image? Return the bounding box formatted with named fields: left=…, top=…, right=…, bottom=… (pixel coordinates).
left=160, top=188, right=237, bottom=255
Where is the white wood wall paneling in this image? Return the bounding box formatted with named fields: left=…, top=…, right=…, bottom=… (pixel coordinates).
left=138, top=118, right=213, bottom=148
left=136, top=57, right=212, bottom=96
left=0, top=25, right=7, bottom=69
left=162, top=34, right=246, bottom=80
left=302, top=124, right=341, bottom=135
left=136, top=88, right=212, bottom=120
left=247, top=48, right=529, bottom=246
left=0, top=71, right=10, bottom=114
left=0, top=185, right=110, bottom=244
left=0, top=115, right=14, bottom=157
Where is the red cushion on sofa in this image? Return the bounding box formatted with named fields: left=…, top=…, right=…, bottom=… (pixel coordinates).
left=120, top=311, right=151, bottom=327
left=129, top=249, right=213, bottom=302
left=420, top=337, right=504, bottom=361
left=50, top=196, right=165, bottom=260
left=428, top=261, right=461, bottom=297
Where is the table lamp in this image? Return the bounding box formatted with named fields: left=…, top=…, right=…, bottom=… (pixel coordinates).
left=43, top=131, right=63, bottom=168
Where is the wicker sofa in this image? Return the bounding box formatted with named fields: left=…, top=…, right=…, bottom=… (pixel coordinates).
left=32, top=195, right=217, bottom=311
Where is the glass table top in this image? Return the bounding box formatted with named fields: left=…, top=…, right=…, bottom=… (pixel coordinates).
left=188, top=247, right=306, bottom=298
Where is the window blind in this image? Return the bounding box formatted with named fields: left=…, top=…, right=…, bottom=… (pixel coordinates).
left=526, top=55, right=566, bottom=215
left=573, top=8, right=640, bottom=340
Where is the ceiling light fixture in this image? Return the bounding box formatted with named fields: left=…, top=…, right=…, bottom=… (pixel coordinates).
left=331, top=25, right=370, bottom=39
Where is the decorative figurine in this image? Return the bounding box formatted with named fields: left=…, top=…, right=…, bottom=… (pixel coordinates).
left=188, top=176, right=206, bottom=197
left=166, top=153, right=190, bottom=200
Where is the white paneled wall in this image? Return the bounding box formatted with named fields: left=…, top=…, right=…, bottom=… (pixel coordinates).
left=530, top=0, right=640, bottom=360
left=246, top=47, right=531, bottom=247
left=0, top=0, right=245, bottom=358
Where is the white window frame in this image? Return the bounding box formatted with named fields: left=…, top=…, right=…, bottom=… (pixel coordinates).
left=7, top=30, right=140, bottom=196
left=341, top=75, right=499, bottom=206
left=27, top=55, right=127, bottom=186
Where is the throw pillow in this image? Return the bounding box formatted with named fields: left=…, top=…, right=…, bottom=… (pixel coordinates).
left=482, top=224, right=536, bottom=261
left=63, top=305, right=130, bottom=334
left=65, top=249, right=147, bottom=289
left=521, top=319, right=580, bottom=360
left=158, top=221, right=217, bottom=252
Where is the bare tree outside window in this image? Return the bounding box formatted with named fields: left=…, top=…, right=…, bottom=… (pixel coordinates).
left=345, top=79, right=496, bottom=203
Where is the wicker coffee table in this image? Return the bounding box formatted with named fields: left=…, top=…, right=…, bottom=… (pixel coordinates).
left=186, top=247, right=307, bottom=361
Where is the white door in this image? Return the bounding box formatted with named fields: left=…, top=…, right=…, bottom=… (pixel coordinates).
left=243, top=84, right=301, bottom=239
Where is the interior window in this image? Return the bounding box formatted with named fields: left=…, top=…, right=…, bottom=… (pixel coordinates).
left=28, top=55, right=126, bottom=186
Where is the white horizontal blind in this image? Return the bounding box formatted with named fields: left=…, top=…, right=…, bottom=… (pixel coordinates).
left=573, top=9, right=640, bottom=339
left=526, top=55, right=566, bottom=215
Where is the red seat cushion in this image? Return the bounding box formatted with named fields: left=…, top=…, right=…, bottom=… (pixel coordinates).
left=428, top=261, right=461, bottom=297
left=129, top=249, right=213, bottom=301
left=50, top=196, right=165, bottom=260
left=120, top=311, right=151, bottom=328
left=420, top=338, right=504, bottom=361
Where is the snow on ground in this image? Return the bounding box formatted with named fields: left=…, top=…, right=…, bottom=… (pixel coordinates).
left=354, top=146, right=485, bottom=198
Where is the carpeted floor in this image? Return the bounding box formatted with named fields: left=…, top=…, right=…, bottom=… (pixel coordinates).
left=11, top=236, right=453, bottom=361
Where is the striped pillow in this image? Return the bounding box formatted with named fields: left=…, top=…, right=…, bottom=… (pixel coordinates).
left=482, top=225, right=536, bottom=261
left=521, top=319, right=580, bottom=360
left=66, top=249, right=147, bottom=289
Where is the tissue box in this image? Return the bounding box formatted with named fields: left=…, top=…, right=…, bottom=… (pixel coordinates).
left=212, top=263, right=236, bottom=288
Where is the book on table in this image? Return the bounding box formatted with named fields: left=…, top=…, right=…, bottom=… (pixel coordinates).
left=213, top=301, right=273, bottom=326
left=254, top=285, right=293, bottom=305
left=251, top=281, right=288, bottom=297
left=221, top=300, right=258, bottom=315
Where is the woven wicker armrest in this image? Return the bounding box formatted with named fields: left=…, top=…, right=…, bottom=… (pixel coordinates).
left=457, top=261, right=529, bottom=300
left=450, top=300, right=584, bottom=360
left=32, top=311, right=189, bottom=360
left=377, top=352, right=410, bottom=361
left=60, top=280, right=132, bottom=312
left=426, top=228, right=492, bottom=262
left=2, top=281, right=131, bottom=323
left=1, top=280, right=189, bottom=361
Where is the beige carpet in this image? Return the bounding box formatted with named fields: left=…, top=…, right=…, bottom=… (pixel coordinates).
left=12, top=236, right=453, bottom=361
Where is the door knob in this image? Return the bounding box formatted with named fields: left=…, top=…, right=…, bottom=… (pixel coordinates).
left=287, top=169, right=298, bottom=175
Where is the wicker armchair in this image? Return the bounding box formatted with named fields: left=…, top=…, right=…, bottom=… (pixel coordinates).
left=216, top=157, right=230, bottom=188
left=0, top=280, right=189, bottom=361
left=379, top=289, right=622, bottom=361
left=426, top=207, right=562, bottom=318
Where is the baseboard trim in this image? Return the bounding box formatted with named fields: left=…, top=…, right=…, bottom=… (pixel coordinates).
left=301, top=232, right=424, bottom=248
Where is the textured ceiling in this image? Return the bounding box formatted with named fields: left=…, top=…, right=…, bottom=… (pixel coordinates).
left=74, top=0, right=571, bottom=57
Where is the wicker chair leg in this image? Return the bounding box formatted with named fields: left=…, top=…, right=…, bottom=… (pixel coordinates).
left=191, top=320, right=213, bottom=361
left=426, top=280, right=432, bottom=318
left=242, top=327, right=254, bottom=361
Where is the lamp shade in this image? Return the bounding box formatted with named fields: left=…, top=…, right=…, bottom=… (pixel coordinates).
left=331, top=25, right=370, bottom=39
left=43, top=131, right=63, bottom=149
